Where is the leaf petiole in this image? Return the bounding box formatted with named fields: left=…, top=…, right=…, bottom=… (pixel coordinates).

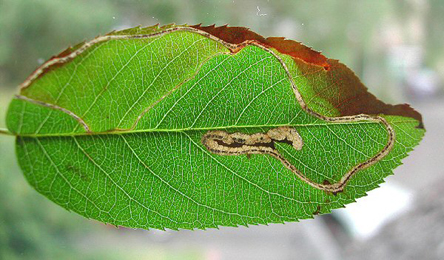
left=0, top=128, right=14, bottom=136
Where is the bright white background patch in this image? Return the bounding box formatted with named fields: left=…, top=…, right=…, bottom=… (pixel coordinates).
left=333, top=180, right=413, bottom=240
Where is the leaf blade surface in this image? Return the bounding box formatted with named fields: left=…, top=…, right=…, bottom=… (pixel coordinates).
left=6, top=25, right=425, bottom=230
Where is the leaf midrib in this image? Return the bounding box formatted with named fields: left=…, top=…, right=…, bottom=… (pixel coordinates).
left=13, top=119, right=416, bottom=138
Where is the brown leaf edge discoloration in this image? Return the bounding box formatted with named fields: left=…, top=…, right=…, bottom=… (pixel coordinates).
left=191, top=24, right=423, bottom=129
left=191, top=24, right=330, bottom=69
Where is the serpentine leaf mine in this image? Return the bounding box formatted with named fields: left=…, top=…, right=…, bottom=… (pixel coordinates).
left=4, top=24, right=424, bottom=230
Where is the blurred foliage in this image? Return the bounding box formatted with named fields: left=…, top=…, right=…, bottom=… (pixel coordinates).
left=424, top=0, right=444, bottom=67
left=0, top=0, right=442, bottom=258
left=0, top=0, right=116, bottom=85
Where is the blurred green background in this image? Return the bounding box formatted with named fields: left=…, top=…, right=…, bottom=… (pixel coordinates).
left=1, top=0, right=443, bottom=259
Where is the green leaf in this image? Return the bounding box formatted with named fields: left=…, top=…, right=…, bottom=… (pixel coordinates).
left=5, top=24, right=425, bottom=230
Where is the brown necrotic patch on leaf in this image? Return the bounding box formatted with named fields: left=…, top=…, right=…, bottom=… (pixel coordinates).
left=191, top=24, right=329, bottom=69
left=191, top=24, right=423, bottom=128
left=296, top=59, right=424, bottom=128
